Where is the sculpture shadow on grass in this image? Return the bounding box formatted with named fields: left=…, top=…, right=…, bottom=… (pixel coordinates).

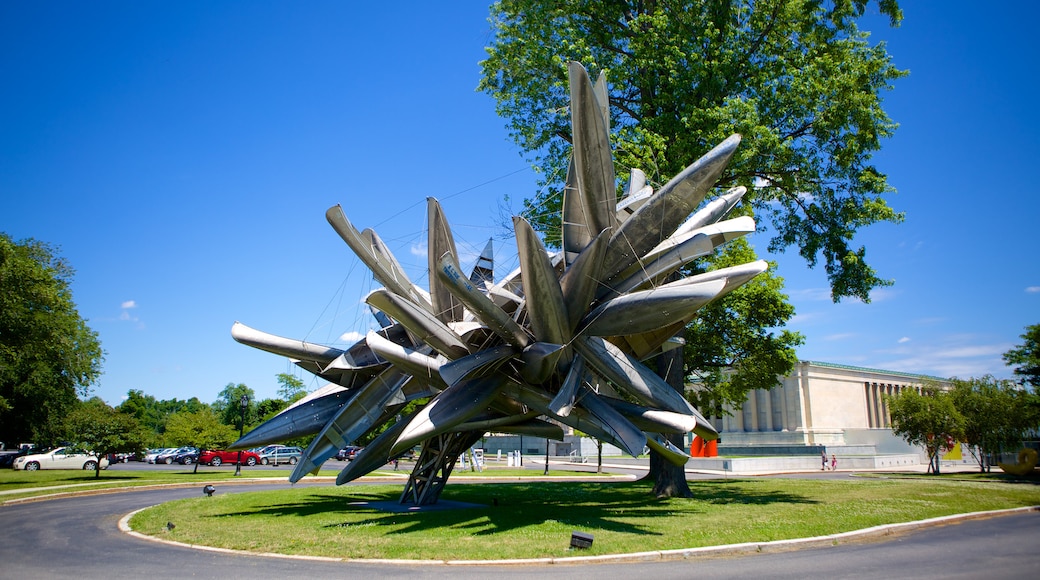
left=202, top=481, right=817, bottom=538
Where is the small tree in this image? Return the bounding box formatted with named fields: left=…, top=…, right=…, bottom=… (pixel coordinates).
left=951, top=376, right=1034, bottom=472
left=64, top=398, right=148, bottom=478
left=887, top=385, right=964, bottom=475
left=164, top=408, right=237, bottom=473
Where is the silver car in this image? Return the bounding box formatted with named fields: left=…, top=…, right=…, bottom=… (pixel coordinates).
left=259, top=446, right=302, bottom=465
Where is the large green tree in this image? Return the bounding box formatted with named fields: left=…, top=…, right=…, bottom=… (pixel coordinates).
left=480, top=0, right=905, bottom=302
left=64, top=398, right=148, bottom=478
left=480, top=0, right=900, bottom=495
left=951, top=376, right=1037, bottom=473
left=0, top=234, right=104, bottom=445
left=887, top=385, right=964, bottom=475
left=1003, top=323, right=1040, bottom=389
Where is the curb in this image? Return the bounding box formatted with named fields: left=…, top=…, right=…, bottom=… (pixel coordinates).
left=118, top=502, right=1040, bottom=566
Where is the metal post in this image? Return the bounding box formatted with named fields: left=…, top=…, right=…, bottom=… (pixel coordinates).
left=544, top=438, right=549, bottom=475
left=234, top=394, right=248, bottom=476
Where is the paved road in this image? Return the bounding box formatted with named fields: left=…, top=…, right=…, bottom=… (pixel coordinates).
left=2, top=478, right=1038, bottom=580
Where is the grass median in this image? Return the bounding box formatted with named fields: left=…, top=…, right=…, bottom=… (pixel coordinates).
left=129, top=476, right=1040, bottom=561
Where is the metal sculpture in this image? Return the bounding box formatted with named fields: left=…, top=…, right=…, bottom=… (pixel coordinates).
left=230, top=62, right=767, bottom=506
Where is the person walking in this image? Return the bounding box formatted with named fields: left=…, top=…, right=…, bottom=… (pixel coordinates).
left=830, top=454, right=838, bottom=471
left=822, top=450, right=828, bottom=471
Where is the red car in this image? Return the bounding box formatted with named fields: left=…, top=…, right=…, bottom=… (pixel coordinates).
left=198, top=449, right=260, bottom=467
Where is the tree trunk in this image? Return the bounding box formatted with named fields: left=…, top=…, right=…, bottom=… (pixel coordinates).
left=647, top=344, right=693, bottom=498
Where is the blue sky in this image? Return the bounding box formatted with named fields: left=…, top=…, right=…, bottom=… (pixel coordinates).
left=2, top=2, right=1037, bottom=406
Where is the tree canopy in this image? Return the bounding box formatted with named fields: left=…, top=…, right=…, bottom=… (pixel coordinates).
left=479, top=0, right=905, bottom=302
left=1003, top=323, right=1040, bottom=389
left=950, top=376, right=1037, bottom=472
left=0, top=233, right=104, bottom=445
left=887, top=385, right=964, bottom=475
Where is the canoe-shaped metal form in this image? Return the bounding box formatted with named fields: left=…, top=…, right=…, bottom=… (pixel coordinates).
left=228, top=384, right=353, bottom=450
left=427, top=198, right=464, bottom=324
left=601, top=396, right=700, bottom=434
left=574, top=386, right=647, bottom=457
left=558, top=228, right=609, bottom=333
left=366, top=288, right=470, bottom=360
left=456, top=416, right=564, bottom=440
left=391, top=374, right=509, bottom=455
left=499, top=382, right=641, bottom=456
left=616, top=261, right=770, bottom=360
left=642, top=215, right=757, bottom=271
left=290, top=367, right=410, bottom=483
left=568, top=61, right=617, bottom=242
left=469, top=238, right=495, bottom=291
left=325, top=204, right=430, bottom=310
left=362, top=227, right=426, bottom=306
left=435, top=252, right=530, bottom=349
left=600, top=134, right=741, bottom=282
left=439, top=344, right=516, bottom=388
left=575, top=335, right=698, bottom=416
left=561, top=159, right=589, bottom=266
left=671, top=186, right=746, bottom=239
left=645, top=432, right=693, bottom=466
left=548, top=356, right=585, bottom=417
left=624, top=168, right=646, bottom=198
left=336, top=413, right=413, bottom=485
left=519, top=342, right=566, bottom=385
left=608, top=217, right=755, bottom=296
left=514, top=216, right=570, bottom=346
left=364, top=331, right=448, bottom=392
left=231, top=322, right=344, bottom=364
left=616, top=184, right=653, bottom=221
left=580, top=279, right=726, bottom=337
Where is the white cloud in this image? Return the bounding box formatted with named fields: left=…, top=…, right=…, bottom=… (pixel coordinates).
left=1026, top=286, right=1040, bottom=293
left=339, top=331, right=364, bottom=343
left=410, top=242, right=428, bottom=257
left=873, top=337, right=1015, bottom=380
left=823, top=333, right=856, bottom=341
left=121, top=300, right=137, bottom=309
left=897, top=337, right=911, bottom=344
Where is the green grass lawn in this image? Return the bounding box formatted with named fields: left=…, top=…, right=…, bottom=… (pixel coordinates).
left=129, top=477, right=1040, bottom=561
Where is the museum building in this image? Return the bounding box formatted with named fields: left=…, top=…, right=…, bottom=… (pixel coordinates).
left=701, top=360, right=950, bottom=457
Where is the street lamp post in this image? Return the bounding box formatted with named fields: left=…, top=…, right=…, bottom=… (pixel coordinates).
left=234, top=394, right=248, bottom=476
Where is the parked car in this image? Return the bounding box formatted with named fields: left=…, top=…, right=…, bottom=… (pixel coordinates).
left=143, top=448, right=172, bottom=464
left=155, top=446, right=193, bottom=465
left=259, top=446, right=302, bottom=465
left=0, top=447, right=32, bottom=468
left=174, top=448, right=199, bottom=465
left=335, top=446, right=362, bottom=461
left=12, top=447, right=109, bottom=471
left=198, top=449, right=260, bottom=467
left=107, top=452, right=133, bottom=463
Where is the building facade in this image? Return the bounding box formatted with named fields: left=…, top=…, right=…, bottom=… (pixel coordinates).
left=706, top=360, right=948, bottom=455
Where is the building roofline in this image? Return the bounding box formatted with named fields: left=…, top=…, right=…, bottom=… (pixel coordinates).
left=802, top=360, right=949, bottom=383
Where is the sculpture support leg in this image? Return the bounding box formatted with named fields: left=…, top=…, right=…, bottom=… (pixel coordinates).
left=400, top=431, right=484, bottom=506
